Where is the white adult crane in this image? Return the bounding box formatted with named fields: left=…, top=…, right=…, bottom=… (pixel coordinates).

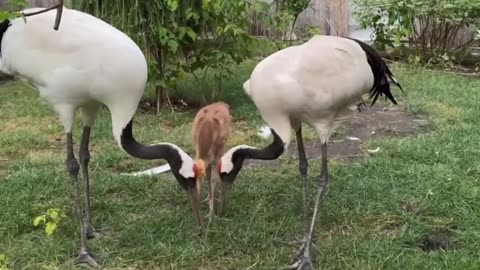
left=0, top=6, right=202, bottom=267
left=218, top=35, right=403, bottom=269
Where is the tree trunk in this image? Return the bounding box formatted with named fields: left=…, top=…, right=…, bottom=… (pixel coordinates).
left=327, top=0, right=349, bottom=37
left=155, top=87, right=163, bottom=115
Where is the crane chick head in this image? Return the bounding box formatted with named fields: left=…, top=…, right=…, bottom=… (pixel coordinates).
left=193, top=159, right=206, bottom=194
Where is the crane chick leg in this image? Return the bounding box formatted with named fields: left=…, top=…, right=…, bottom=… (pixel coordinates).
left=286, top=142, right=329, bottom=270
left=205, top=163, right=216, bottom=223
left=79, top=126, right=98, bottom=239
left=67, top=132, right=98, bottom=268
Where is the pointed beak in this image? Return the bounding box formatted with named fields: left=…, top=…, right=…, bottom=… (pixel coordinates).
left=196, top=177, right=202, bottom=197
left=187, top=189, right=203, bottom=230
left=217, top=182, right=233, bottom=217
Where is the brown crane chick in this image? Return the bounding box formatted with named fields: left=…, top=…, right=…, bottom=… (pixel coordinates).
left=191, top=102, right=232, bottom=220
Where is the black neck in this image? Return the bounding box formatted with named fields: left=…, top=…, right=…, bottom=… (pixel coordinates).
left=120, top=119, right=183, bottom=173
left=0, top=19, right=11, bottom=57
left=235, top=128, right=285, bottom=163
left=221, top=128, right=285, bottom=184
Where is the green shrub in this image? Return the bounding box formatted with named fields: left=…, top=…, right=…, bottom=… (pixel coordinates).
left=74, top=0, right=254, bottom=110
left=353, top=0, right=480, bottom=64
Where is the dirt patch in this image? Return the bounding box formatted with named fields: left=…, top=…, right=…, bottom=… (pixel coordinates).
left=245, top=103, right=430, bottom=167
left=0, top=159, right=14, bottom=179
left=418, top=229, right=457, bottom=252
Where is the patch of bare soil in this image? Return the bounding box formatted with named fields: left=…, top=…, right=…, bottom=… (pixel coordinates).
left=245, top=103, right=430, bottom=167
left=0, top=159, right=14, bottom=179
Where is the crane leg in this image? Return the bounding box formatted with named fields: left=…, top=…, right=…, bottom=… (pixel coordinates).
left=206, top=164, right=215, bottom=223
left=79, top=126, right=98, bottom=239
left=200, top=164, right=212, bottom=205
left=285, top=142, right=329, bottom=270
left=295, top=127, right=309, bottom=234
left=217, top=180, right=232, bottom=217
left=66, top=132, right=98, bottom=268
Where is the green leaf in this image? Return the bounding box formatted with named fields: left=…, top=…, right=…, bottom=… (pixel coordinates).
left=186, top=28, right=197, bottom=40
left=33, top=215, right=46, bottom=227
left=45, top=222, right=57, bottom=236
left=167, top=0, right=179, bottom=11
left=167, top=40, right=179, bottom=52
left=47, top=208, right=59, bottom=220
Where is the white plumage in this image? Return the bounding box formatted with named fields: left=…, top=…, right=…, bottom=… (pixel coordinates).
left=1, top=7, right=147, bottom=145
left=0, top=7, right=202, bottom=268
left=218, top=35, right=403, bottom=269
left=244, top=35, right=375, bottom=145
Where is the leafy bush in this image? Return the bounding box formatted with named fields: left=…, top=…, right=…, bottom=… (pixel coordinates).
left=250, top=0, right=314, bottom=50
left=353, top=0, right=480, bottom=64
left=75, top=0, right=253, bottom=110
left=0, top=0, right=28, bottom=20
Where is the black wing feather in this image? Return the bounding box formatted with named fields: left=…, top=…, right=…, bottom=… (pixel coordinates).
left=348, top=38, right=404, bottom=106
left=0, top=19, right=11, bottom=57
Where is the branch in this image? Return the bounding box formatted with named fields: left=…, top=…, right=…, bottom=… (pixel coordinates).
left=22, top=0, right=64, bottom=31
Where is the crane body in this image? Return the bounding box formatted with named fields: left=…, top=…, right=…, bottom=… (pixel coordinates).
left=192, top=102, right=232, bottom=221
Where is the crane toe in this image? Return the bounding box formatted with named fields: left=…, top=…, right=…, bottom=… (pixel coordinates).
left=357, top=101, right=367, bottom=112
left=283, top=256, right=313, bottom=270
left=281, top=239, right=317, bottom=270
left=74, top=251, right=99, bottom=268
left=85, top=224, right=98, bottom=240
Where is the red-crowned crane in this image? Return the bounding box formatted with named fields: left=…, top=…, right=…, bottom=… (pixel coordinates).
left=191, top=102, right=232, bottom=222
left=217, top=35, right=403, bottom=269
left=0, top=7, right=202, bottom=268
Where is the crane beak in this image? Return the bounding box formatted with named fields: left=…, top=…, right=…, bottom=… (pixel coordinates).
left=217, top=181, right=232, bottom=217
left=187, top=189, right=203, bottom=230
left=196, top=177, right=202, bottom=196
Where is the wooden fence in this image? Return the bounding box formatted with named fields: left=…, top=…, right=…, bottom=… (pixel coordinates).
left=0, top=0, right=56, bottom=9
left=27, top=0, right=56, bottom=6
left=4, top=0, right=475, bottom=48
left=248, top=0, right=350, bottom=39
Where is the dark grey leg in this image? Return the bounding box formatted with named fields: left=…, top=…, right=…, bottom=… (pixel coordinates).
left=217, top=181, right=232, bottom=217
left=79, top=126, right=98, bottom=239
left=286, top=142, right=329, bottom=270
left=67, top=132, right=98, bottom=268
left=295, top=127, right=309, bottom=231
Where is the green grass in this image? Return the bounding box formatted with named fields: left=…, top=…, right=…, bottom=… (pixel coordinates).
left=1, top=60, right=480, bottom=270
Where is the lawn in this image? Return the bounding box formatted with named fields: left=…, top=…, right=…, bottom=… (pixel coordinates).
left=1, top=60, right=480, bottom=270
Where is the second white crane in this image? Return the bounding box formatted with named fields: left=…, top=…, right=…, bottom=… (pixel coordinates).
left=217, top=35, right=403, bottom=269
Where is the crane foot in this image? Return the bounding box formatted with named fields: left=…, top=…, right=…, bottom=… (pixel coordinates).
left=85, top=224, right=98, bottom=239
left=74, top=251, right=99, bottom=268
left=356, top=101, right=367, bottom=112
left=282, top=254, right=313, bottom=270
left=85, top=224, right=110, bottom=240
left=279, top=239, right=317, bottom=270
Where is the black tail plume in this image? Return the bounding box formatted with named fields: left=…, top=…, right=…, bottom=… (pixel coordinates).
left=349, top=38, right=404, bottom=106
left=0, top=19, right=11, bottom=57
